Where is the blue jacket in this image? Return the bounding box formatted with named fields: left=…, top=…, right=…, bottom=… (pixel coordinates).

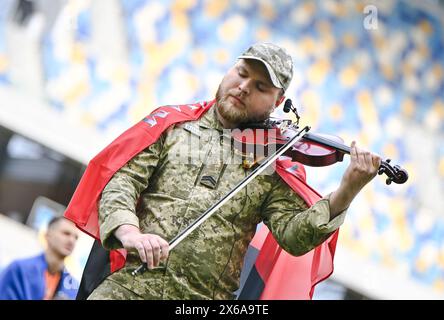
left=0, top=253, right=79, bottom=300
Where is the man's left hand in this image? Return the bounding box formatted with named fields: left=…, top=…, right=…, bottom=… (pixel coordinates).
left=328, top=141, right=381, bottom=219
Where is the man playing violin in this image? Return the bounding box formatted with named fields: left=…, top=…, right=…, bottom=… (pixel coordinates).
left=70, top=42, right=381, bottom=300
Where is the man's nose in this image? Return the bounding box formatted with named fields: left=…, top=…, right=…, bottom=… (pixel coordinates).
left=238, top=79, right=251, bottom=95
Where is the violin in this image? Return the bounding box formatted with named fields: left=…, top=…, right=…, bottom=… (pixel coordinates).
left=232, top=100, right=408, bottom=185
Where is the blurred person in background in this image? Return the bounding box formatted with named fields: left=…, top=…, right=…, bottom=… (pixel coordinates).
left=0, top=216, right=79, bottom=300
left=66, top=42, right=381, bottom=300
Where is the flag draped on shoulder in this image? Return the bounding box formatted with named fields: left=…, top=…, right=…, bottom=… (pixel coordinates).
left=64, top=99, right=339, bottom=300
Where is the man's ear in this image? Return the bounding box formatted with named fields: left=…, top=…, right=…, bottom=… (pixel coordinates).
left=275, top=95, right=285, bottom=107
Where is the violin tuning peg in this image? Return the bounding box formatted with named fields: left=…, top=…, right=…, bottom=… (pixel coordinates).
left=386, top=178, right=392, bottom=185
left=386, top=159, right=391, bottom=163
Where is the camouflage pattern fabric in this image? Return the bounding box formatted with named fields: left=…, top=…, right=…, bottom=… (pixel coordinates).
left=90, top=105, right=345, bottom=300
left=88, top=279, right=144, bottom=300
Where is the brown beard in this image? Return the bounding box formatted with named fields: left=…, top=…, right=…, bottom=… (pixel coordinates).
left=215, top=85, right=272, bottom=125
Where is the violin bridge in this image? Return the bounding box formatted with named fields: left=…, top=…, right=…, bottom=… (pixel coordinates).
left=242, top=153, right=264, bottom=169
left=242, top=159, right=256, bottom=169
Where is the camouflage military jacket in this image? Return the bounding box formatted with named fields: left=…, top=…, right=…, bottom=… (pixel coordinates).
left=97, top=105, right=346, bottom=299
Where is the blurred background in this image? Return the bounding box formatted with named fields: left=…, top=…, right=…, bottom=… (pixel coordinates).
left=0, top=0, right=443, bottom=299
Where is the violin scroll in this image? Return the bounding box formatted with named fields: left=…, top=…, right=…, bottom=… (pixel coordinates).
left=378, top=159, right=409, bottom=185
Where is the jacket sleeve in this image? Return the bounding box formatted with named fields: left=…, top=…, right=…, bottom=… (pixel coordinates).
left=98, top=134, right=165, bottom=250
left=260, top=176, right=346, bottom=256
left=0, top=261, right=25, bottom=300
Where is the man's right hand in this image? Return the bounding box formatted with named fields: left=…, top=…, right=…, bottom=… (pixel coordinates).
left=115, top=224, right=169, bottom=269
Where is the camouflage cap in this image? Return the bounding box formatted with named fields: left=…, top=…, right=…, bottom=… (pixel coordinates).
left=238, top=42, right=293, bottom=91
